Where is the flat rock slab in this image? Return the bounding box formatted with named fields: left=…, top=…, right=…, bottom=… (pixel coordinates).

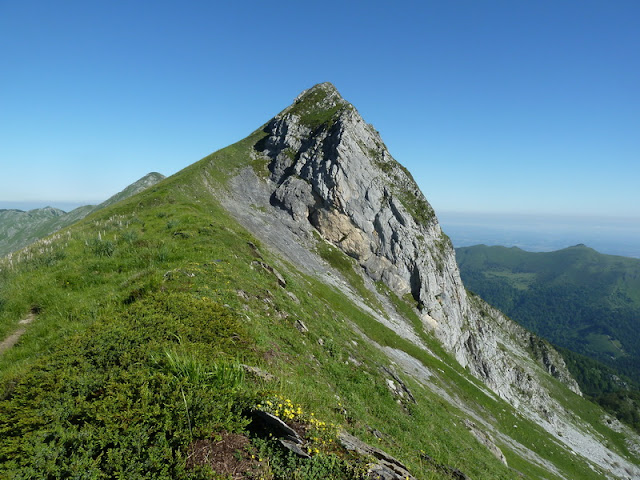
left=338, top=431, right=416, bottom=480
left=250, top=410, right=310, bottom=458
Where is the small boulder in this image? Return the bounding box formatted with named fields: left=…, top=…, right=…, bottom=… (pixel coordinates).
left=338, top=431, right=415, bottom=480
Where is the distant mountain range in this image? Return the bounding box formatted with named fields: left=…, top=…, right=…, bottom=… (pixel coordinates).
left=0, top=172, right=165, bottom=257
left=439, top=211, right=640, bottom=259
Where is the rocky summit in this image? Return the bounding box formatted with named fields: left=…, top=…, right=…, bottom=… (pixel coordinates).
left=1, top=83, right=639, bottom=479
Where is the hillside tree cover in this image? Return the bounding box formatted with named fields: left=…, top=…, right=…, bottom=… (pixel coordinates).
left=456, top=244, right=640, bottom=430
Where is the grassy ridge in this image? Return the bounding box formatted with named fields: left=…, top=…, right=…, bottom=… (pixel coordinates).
left=0, top=139, right=634, bottom=478
left=0, top=173, right=165, bottom=258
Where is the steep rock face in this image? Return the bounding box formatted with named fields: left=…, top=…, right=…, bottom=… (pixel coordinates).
left=255, top=83, right=579, bottom=404
left=261, top=84, right=464, bottom=339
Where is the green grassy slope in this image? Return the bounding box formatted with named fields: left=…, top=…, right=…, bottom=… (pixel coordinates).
left=0, top=138, right=636, bottom=479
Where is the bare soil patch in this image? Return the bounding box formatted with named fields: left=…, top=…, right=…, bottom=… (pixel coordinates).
left=186, top=432, right=262, bottom=479
left=0, top=313, right=35, bottom=356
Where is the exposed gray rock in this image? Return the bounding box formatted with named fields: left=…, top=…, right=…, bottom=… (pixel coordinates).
left=464, top=419, right=508, bottom=466
left=247, top=241, right=264, bottom=258
left=381, top=365, right=416, bottom=404
left=252, top=410, right=303, bottom=444
left=338, top=431, right=416, bottom=480
left=241, top=365, right=275, bottom=382
left=251, top=260, right=286, bottom=287
left=528, top=334, right=578, bottom=389
left=273, top=176, right=315, bottom=223
left=348, top=355, right=362, bottom=366
left=255, top=82, right=580, bottom=409
left=294, top=318, right=308, bottom=333
left=251, top=410, right=311, bottom=458
left=285, top=290, right=300, bottom=304
left=279, top=439, right=310, bottom=458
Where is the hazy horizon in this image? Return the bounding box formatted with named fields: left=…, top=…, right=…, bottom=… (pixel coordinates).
left=3, top=198, right=638, bottom=259
left=439, top=211, right=640, bottom=258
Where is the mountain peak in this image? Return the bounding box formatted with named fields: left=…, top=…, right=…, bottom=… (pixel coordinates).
left=294, top=81, right=339, bottom=101
left=246, top=83, right=586, bottom=418
left=282, top=82, right=351, bottom=129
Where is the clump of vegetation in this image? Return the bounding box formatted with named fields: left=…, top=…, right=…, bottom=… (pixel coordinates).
left=0, top=291, right=255, bottom=479
left=86, top=236, right=115, bottom=257
left=395, top=189, right=436, bottom=228
left=286, top=85, right=348, bottom=130
left=251, top=436, right=369, bottom=480
left=252, top=394, right=370, bottom=478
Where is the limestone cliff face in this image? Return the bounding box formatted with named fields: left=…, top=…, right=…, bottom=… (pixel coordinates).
left=261, top=84, right=465, bottom=338
left=254, top=83, right=580, bottom=406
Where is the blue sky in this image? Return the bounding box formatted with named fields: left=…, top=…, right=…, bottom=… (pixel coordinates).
left=1, top=1, right=638, bottom=218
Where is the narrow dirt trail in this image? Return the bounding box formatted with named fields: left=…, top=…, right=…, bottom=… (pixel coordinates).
left=0, top=312, right=35, bottom=355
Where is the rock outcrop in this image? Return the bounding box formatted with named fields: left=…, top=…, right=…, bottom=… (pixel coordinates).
left=338, top=431, right=417, bottom=480
left=255, top=83, right=579, bottom=404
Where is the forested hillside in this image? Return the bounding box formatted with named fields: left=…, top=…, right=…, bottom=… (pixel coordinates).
left=456, top=244, right=640, bottom=430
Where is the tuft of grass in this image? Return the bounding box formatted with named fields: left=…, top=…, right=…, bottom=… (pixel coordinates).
left=285, top=85, right=348, bottom=130
left=161, top=349, right=246, bottom=391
